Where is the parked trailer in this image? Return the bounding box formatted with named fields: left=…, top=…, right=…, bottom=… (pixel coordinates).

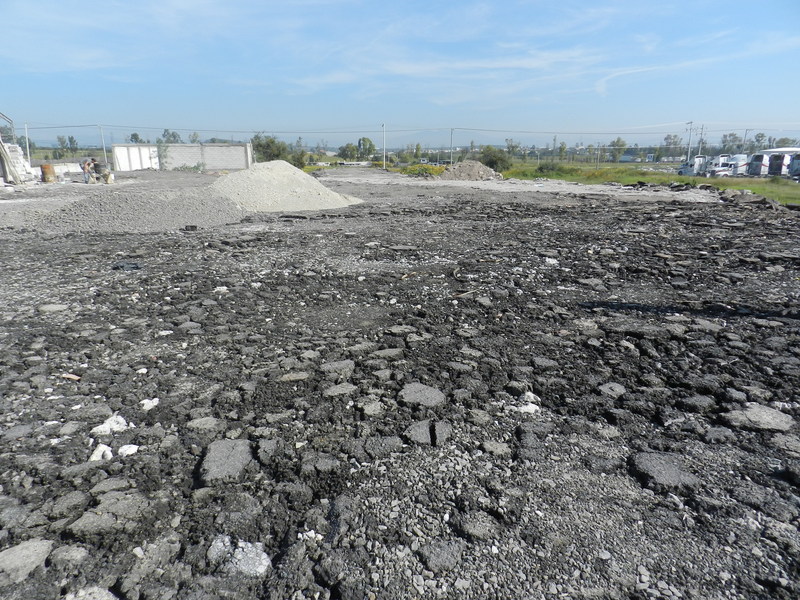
left=746, top=154, right=770, bottom=176
left=746, top=147, right=800, bottom=177
left=768, top=153, right=792, bottom=176
left=789, top=154, right=800, bottom=180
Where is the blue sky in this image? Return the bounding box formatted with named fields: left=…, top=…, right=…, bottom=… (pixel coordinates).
left=2, top=0, right=799, bottom=149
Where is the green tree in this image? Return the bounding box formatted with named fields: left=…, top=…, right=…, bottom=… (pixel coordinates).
left=127, top=133, right=145, bottom=144
left=505, top=138, right=520, bottom=159
left=414, top=143, right=422, bottom=159
left=558, top=141, right=567, bottom=161
left=189, top=132, right=201, bottom=144
left=338, top=143, right=358, bottom=160
left=289, top=149, right=306, bottom=169
left=289, top=137, right=306, bottom=168
left=68, top=136, right=79, bottom=156
left=17, top=136, right=35, bottom=157
left=357, top=137, right=376, bottom=160
left=251, top=134, right=290, bottom=162
left=774, top=137, right=798, bottom=148
left=314, top=140, right=328, bottom=161
left=719, top=133, right=742, bottom=153
left=608, top=137, right=627, bottom=162
left=752, top=132, right=767, bottom=150
left=159, top=129, right=183, bottom=144
left=479, top=145, right=511, bottom=172
left=56, top=136, right=69, bottom=159
left=663, top=134, right=682, bottom=157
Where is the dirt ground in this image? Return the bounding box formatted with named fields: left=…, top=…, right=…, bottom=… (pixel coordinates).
left=0, top=167, right=798, bottom=599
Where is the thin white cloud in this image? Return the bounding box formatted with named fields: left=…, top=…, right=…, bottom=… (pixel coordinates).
left=673, top=29, right=738, bottom=48
left=594, top=56, right=719, bottom=95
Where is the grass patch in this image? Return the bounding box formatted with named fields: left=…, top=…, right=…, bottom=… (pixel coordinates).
left=504, top=162, right=800, bottom=206
left=401, top=164, right=446, bottom=177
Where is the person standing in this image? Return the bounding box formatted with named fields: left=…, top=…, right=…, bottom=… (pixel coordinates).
left=81, top=158, right=96, bottom=183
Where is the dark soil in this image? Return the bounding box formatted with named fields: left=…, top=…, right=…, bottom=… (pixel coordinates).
left=0, top=168, right=798, bottom=599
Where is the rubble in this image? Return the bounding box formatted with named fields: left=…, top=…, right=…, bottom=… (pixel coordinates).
left=0, top=167, right=797, bottom=599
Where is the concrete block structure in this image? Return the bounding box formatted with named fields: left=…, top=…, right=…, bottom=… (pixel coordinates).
left=112, top=143, right=253, bottom=172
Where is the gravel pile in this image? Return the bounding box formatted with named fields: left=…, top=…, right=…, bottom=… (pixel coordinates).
left=13, top=161, right=360, bottom=234
left=212, top=160, right=361, bottom=212
left=436, top=160, right=503, bottom=181
left=33, top=187, right=245, bottom=234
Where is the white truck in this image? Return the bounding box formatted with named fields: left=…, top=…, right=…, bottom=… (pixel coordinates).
left=677, top=155, right=708, bottom=176
left=707, top=154, right=748, bottom=177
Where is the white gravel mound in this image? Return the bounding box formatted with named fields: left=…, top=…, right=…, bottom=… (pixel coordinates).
left=436, top=160, right=503, bottom=181
left=212, top=160, right=361, bottom=212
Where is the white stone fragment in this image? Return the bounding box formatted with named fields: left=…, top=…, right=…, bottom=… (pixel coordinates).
left=89, top=444, right=113, bottom=461
left=118, top=445, right=139, bottom=457
left=90, top=414, right=130, bottom=436
left=140, top=398, right=160, bottom=411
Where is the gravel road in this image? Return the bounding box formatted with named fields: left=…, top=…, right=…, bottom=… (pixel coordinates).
left=0, top=167, right=798, bottom=599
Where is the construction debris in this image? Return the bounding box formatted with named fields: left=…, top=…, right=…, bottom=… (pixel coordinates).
left=0, top=134, right=36, bottom=184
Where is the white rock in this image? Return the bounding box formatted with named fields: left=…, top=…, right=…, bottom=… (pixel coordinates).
left=64, top=587, right=117, bottom=600
left=118, top=445, right=139, bottom=457
left=90, top=414, right=130, bottom=436
left=140, top=398, right=160, bottom=411
left=228, top=541, right=272, bottom=577
left=89, top=444, right=113, bottom=461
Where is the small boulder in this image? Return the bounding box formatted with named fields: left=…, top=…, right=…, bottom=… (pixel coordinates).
left=722, top=403, right=795, bottom=432
left=629, top=452, right=701, bottom=494
left=201, top=439, right=252, bottom=484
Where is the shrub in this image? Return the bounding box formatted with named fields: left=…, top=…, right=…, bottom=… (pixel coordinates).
left=479, top=146, right=512, bottom=172
left=401, top=164, right=445, bottom=177
left=536, top=163, right=580, bottom=176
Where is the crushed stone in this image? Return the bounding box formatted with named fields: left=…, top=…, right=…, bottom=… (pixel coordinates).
left=211, top=160, right=361, bottom=212
left=11, top=161, right=361, bottom=234
left=435, top=159, right=503, bottom=181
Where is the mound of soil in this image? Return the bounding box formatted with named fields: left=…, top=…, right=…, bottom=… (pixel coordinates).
left=212, top=160, right=361, bottom=212
left=436, top=159, right=503, bottom=181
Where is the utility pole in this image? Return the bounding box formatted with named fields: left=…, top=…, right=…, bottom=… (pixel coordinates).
left=98, top=125, right=108, bottom=166
left=450, top=128, right=453, bottom=165
left=685, top=121, right=693, bottom=163
left=741, top=129, right=750, bottom=152
left=24, top=123, right=30, bottom=161
left=382, top=123, right=386, bottom=170
left=698, top=124, right=704, bottom=156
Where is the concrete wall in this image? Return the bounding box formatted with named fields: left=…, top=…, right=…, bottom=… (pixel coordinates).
left=112, top=143, right=253, bottom=171
left=113, top=145, right=160, bottom=171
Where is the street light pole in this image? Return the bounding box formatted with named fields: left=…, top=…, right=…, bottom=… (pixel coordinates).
left=450, top=128, right=453, bottom=165
left=24, top=123, right=30, bottom=162
left=686, top=121, right=693, bottom=164
left=98, top=125, right=108, bottom=166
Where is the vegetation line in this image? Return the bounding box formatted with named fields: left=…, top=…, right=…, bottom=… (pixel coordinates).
left=504, top=163, right=800, bottom=206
